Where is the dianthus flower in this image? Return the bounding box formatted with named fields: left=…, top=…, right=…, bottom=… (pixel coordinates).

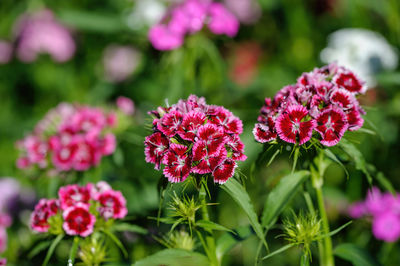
left=149, top=0, right=239, bottom=51
left=15, top=101, right=127, bottom=172
left=349, top=187, right=400, bottom=242
left=145, top=95, right=246, bottom=184
left=31, top=181, right=127, bottom=238
left=253, top=63, right=366, bottom=147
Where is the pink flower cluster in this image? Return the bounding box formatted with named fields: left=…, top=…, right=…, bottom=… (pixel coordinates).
left=253, top=63, right=366, bottom=147
left=14, top=9, right=75, bottom=63
left=16, top=103, right=117, bottom=172
left=31, top=182, right=127, bottom=237
left=149, top=0, right=239, bottom=50
left=145, top=95, right=246, bottom=184
left=349, top=187, right=400, bottom=242
left=0, top=213, right=11, bottom=254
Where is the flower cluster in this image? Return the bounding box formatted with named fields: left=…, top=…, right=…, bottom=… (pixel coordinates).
left=16, top=103, right=118, bottom=172
left=149, top=0, right=239, bottom=51
left=145, top=95, right=246, bottom=184
left=253, top=63, right=366, bottom=147
left=31, top=182, right=127, bottom=237
left=14, top=9, right=75, bottom=63
left=349, top=187, right=400, bottom=242
left=0, top=212, right=11, bottom=254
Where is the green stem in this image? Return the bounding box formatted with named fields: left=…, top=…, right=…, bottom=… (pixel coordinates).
left=311, top=166, right=334, bottom=266
left=199, top=183, right=219, bottom=266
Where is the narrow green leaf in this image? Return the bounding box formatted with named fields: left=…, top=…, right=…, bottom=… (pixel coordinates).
left=222, top=178, right=267, bottom=249
left=196, top=220, right=233, bottom=233
left=324, top=149, right=349, bottom=178
left=133, top=249, right=210, bottom=266
left=261, top=243, right=296, bottom=260
left=113, top=223, right=148, bottom=234
left=317, top=221, right=352, bottom=240
left=43, top=234, right=64, bottom=266
left=216, top=225, right=253, bottom=260
left=339, top=139, right=372, bottom=183
left=102, top=229, right=128, bottom=258
left=267, top=149, right=281, bottom=167
left=375, top=172, right=396, bottom=195
left=334, top=243, right=380, bottom=266
left=28, top=240, right=52, bottom=259
left=261, top=171, right=310, bottom=229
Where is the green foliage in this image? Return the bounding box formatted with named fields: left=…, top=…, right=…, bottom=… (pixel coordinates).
left=132, top=249, right=210, bottom=266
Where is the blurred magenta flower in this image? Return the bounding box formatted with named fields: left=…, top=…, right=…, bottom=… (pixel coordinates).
left=14, top=9, right=75, bottom=63
left=0, top=258, right=5, bottom=265
left=116, top=96, right=135, bottom=115
left=103, top=45, right=141, bottom=82
left=349, top=187, right=400, bottom=242
left=223, top=0, right=261, bottom=24
left=0, top=40, right=12, bottom=64
left=148, top=0, right=239, bottom=51
left=0, top=178, right=20, bottom=212
left=16, top=103, right=119, bottom=172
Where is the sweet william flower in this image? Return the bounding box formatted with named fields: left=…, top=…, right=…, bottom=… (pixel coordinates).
left=31, top=199, right=60, bottom=233
left=145, top=95, right=245, bottom=184
left=116, top=96, right=135, bottom=115
left=208, top=3, right=239, bottom=37
left=58, top=184, right=92, bottom=210
left=97, top=190, right=128, bottom=219
left=276, top=105, right=316, bottom=145
left=315, top=108, right=348, bottom=147
left=63, top=203, right=96, bottom=237
left=372, top=212, right=400, bottom=243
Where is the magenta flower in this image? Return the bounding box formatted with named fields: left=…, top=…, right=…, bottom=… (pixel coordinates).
left=333, top=69, right=366, bottom=94
left=145, top=95, right=246, bottom=184
left=348, top=201, right=366, bottom=219
left=14, top=9, right=75, bottom=63
left=208, top=3, right=239, bottom=37
left=148, top=0, right=239, bottom=51
left=58, top=184, right=92, bottom=210
left=163, top=143, right=193, bottom=183
left=63, top=203, right=96, bottom=237
left=276, top=105, right=316, bottom=145
left=103, top=46, right=141, bottom=83
left=116, top=96, right=135, bottom=115
left=97, top=190, right=128, bottom=219
left=0, top=258, right=6, bottom=265
left=30, top=199, right=60, bottom=233
left=315, top=108, right=348, bottom=147
left=253, top=63, right=367, bottom=147
left=372, top=212, right=400, bottom=242
left=16, top=103, right=119, bottom=173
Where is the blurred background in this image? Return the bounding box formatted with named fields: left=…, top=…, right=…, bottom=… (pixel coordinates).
left=0, top=0, right=399, bottom=265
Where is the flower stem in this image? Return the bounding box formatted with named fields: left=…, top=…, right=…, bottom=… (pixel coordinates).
left=199, top=183, right=219, bottom=266
left=311, top=165, right=334, bottom=266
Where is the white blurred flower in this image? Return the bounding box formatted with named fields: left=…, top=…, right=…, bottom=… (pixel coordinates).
left=126, top=0, right=167, bottom=30
left=321, top=28, right=398, bottom=87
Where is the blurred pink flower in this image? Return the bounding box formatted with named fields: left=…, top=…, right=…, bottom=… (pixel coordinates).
left=0, top=227, right=7, bottom=253
left=14, top=9, right=75, bottom=63
left=223, top=0, right=261, bottom=24
left=116, top=96, right=135, bottom=115
left=0, top=258, right=5, bottom=265
left=372, top=212, right=400, bottom=242
left=0, top=41, right=12, bottom=64
left=103, top=45, right=141, bottom=82
left=0, top=178, right=20, bottom=212
left=348, top=201, right=366, bottom=219
left=208, top=3, right=239, bottom=37
left=148, top=24, right=184, bottom=51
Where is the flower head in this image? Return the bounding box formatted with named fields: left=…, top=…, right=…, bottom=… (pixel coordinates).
left=145, top=95, right=245, bottom=184
left=58, top=184, right=92, bottom=210
left=254, top=63, right=367, bottom=147
left=97, top=190, right=128, bottom=219
left=31, top=199, right=60, bottom=233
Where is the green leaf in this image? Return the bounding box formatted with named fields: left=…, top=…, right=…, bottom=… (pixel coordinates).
left=196, top=220, right=233, bottom=233
left=339, top=139, right=372, bottom=183
left=102, top=229, right=128, bottom=258
left=317, top=221, right=352, bottom=240
left=133, top=249, right=210, bottom=266
left=261, top=171, right=310, bottom=229
left=334, top=243, right=380, bottom=266
left=375, top=172, right=396, bottom=195
left=261, top=243, right=296, bottom=260
left=216, top=225, right=253, bottom=260
left=222, top=178, right=267, bottom=249
left=58, top=10, right=127, bottom=33
left=43, top=234, right=64, bottom=266
left=113, top=223, right=148, bottom=235
left=324, top=149, right=349, bottom=178
left=28, top=240, right=52, bottom=259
